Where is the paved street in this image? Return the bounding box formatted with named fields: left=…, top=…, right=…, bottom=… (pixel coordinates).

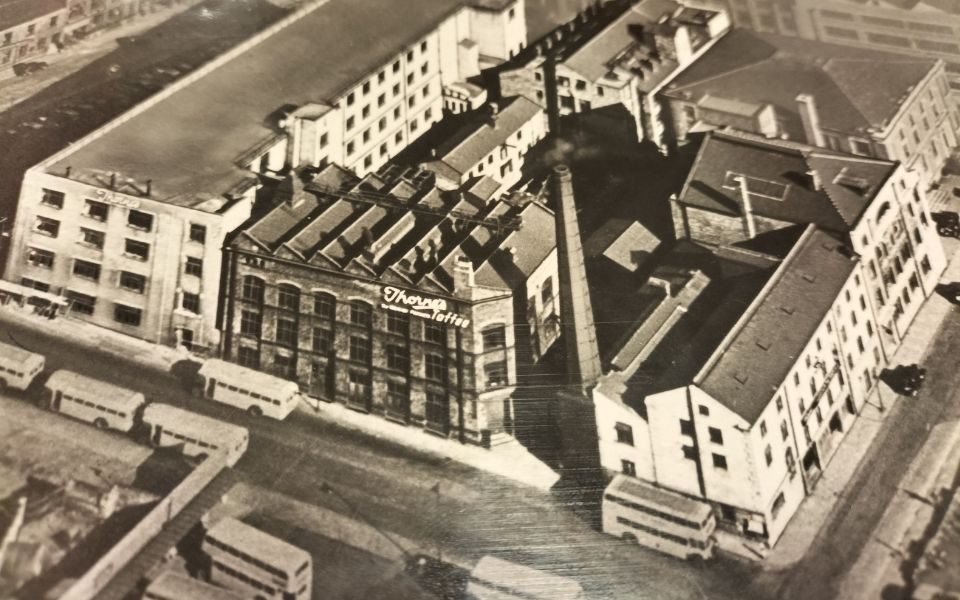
left=0, top=314, right=761, bottom=600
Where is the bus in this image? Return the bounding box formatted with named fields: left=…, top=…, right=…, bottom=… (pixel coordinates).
left=203, top=517, right=312, bottom=600
left=43, top=370, right=145, bottom=433
left=143, top=570, right=245, bottom=600
left=0, top=340, right=44, bottom=392
left=602, top=474, right=716, bottom=561
left=466, top=556, right=585, bottom=600
left=197, top=359, right=300, bottom=420
left=142, top=403, right=249, bottom=467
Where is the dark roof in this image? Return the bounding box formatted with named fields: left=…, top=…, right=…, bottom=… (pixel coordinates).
left=677, top=130, right=895, bottom=233
left=0, top=0, right=64, bottom=31
left=240, top=163, right=554, bottom=295
left=664, top=29, right=937, bottom=135
left=421, top=97, right=544, bottom=179
left=47, top=0, right=474, bottom=208
left=696, top=226, right=857, bottom=423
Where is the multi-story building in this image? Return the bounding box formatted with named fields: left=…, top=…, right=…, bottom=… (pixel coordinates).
left=715, top=0, right=960, bottom=94
left=499, top=0, right=729, bottom=149
left=4, top=0, right=527, bottom=349
left=420, top=96, right=547, bottom=194
left=589, top=130, right=946, bottom=548
left=660, top=29, right=960, bottom=187
left=220, top=163, right=557, bottom=446
left=0, top=0, right=68, bottom=70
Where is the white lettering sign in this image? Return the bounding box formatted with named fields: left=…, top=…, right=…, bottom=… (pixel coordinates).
left=380, top=286, right=470, bottom=328
left=93, top=189, right=141, bottom=209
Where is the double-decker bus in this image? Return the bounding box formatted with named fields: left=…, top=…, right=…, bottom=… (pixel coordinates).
left=142, top=403, right=249, bottom=467
left=43, top=370, right=145, bottom=433
left=203, top=517, right=312, bottom=600
left=197, top=359, right=300, bottom=420
left=143, top=570, right=245, bottom=600
left=466, top=555, right=585, bottom=600
left=602, top=474, right=717, bottom=561
left=0, top=340, right=44, bottom=392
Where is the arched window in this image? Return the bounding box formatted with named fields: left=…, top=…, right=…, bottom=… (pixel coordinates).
left=278, top=283, right=301, bottom=312
left=314, top=292, right=336, bottom=319
left=876, top=201, right=891, bottom=222
left=349, top=300, right=372, bottom=327
left=241, top=276, right=264, bottom=303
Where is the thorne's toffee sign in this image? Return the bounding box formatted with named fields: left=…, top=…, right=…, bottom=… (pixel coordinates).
left=380, top=286, right=470, bottom=328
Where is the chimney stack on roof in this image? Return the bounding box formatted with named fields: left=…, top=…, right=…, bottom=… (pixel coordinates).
left=454, top=255, right=475, bottom=292
left=807, top=169, right=822, bottom=191
left=64, top=166, right=71, bottom=178
left=145, top=179, right=152, bottom=197
left=109, top=173, right=117, bottom=190
left=796, top=93, right=825, bottom=148
left=733, top=176, right=757, bottom=240
left=552, top=164, right=602, bottom=391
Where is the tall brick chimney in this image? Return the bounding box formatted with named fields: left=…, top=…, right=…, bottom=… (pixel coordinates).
left=796, top=93, right=825, bottom=147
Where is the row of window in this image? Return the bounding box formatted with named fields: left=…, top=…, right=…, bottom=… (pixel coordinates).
left=161, top=430, right=218, bottom=450
left=61, top=393, right=128, bottom=418
left=214, top=380, right=283, bottom=406
left=211, top=560, right=278, bottom=597
left=615, top=516, right=697, bottom=548
left=345, top=39, right=431, bottom=109
left=207, top=536, right=289, bottom=581
left=605, top=493, right=703, bottom=530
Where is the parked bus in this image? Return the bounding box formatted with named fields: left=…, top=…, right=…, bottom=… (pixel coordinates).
left=142, top=403, right=249, bottom=467
left=466, top=555, right=585, bottom=600
left=0, top=340, right=44, bottom=391
left=203, top=517, right=312, bottom=600
left=43, top=370, right=145, bottom=433
left=197, top=359, right=300, bottom=420
left=602, top=474, right=716, bottom=561
left=143, top=570, right=245, bottom=600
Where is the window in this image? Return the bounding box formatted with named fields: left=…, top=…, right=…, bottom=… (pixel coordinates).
left=362, top=81, right=371, bottom=95
left=66, top=290, right=96, bottom=315
left=699, top=405, right=709, bottom=416
left=26, top=248, right=54, bottom=268
left=124, top=239, right=149, bottom=260
left=350, top=300, right=371, bottom=327
left=387, top=310, right=409, bottom=334
left=712, top=454, right=728, bottom=470
left=421, top=63, right=428, bottom=76
left=765, top=444, right=773, bottom=466
left=114, top=304, right=142, bottom=327
left=760, top=421, right=767, bottom=436
left=73, top=259, right=101, bottom=281
left=346, top=141, right=355, bottom=155
left=185, top=257, right=203, bottom=277
left=386, top=380, right=408, bottom=414
left=119, top=271, right=146, bottom=293
left=238, top=346, right=260, bottom=368
left=320, top=132, right=328, bottom=148
left=240, top=310, right=261, bottom=336
left=346, top=92, right=355, bottom=106
left=181, top=292, right=200, bottom=313
left=276, top=318, right=298, bottom=347
left=781, top=421, right=789, bottom=441
left=708, top=427, right=723, bottom=445
left=615, top=422, right=634, bottom=446
left=241, top=276, right=264, bottom=303
left=420, top=40, right=428, bottom=52
left=364, top=155, right=373, bottom=169
left=314, top=292, right=335, bottom=319
left=425, top=107, right=433, bottom=121
left=425, top=321, right=445, bottom=344
left=84, top=199, right=108, bottom=221
left=776, top=396, right=784, bottom=412
left=392, top=60, right=400, bottom=73
left=407, top=73, right=414, bottom=85
left=79, top=228, right=105, bottom=249
left=27, top=24, right=35, bottom=35
left=682, top=446, right=697, bottom=460
left=189, top=223, right=206, bottom=244
left=127, top=210, right=153, bottom=231
left=386, top=345, right=408, bottom=371
left=34, top=216, right=59, bottom=237
left=621, top=460, right=636, bottom=477
left=275, top=353, right=296, bottom=379
left=312, top=327, right=333, bottom=354
left=484, top=360, right=508, bottom=388
left=393, top=83, right=400, bottom=97
left=41, top=188, right=64, bottom=209
left=482, top=324, right=506, bottom=349
left=278, top=283, right=300, bottom=312
left=425, top=353, right=445, bottom=381
left=680, top=419, right=694, bottom=436
left=362, top=105, right=370, bottom=119
left=349, top=335, right=370, bottom=362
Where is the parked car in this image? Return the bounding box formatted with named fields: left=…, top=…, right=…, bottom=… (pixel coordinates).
left=932, top=211, right=960, bottom=237
left=881, top=364, right=927, bottom=397
left=12, top=61, right=48, bottom=76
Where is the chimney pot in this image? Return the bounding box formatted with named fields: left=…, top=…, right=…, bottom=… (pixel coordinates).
left=145, top=179, right=152, bottom=197
left=65, top=166, right=72, bottom=178
left=109, top=173, right=117, bottom=190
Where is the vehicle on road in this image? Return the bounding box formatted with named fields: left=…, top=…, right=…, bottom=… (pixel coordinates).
left=43, top=369, right=145, bottom=432
left=203, top=517, right=312, bottom=600
left=466, top=555, right=585, bottom=600
left=0, top=340, right=44, bottom=391
left=881, top=364, right=927, bottom=397
left=142, top=403, right=249, bottom=467
left=602, top=474, right=717, bottom=561
left=144, top=570, right=245, bottom=600
left=12, top=61, right=48, bottom=76
left=932, top=211, right=960, bottom=237
left=197, top=359, right=300, bottom=419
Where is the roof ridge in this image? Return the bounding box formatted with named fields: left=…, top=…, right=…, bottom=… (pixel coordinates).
left=666, top=50, right=775, bottom=94
left=802, top=151, right=851, bottom=227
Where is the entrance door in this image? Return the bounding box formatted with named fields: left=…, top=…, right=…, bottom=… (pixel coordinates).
left=180, top=328, right=194, bottom=351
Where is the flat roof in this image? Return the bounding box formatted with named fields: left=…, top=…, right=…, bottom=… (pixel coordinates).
left=44, top=370, right=144, bottom=405
left=199, top=359, right=299, bottom=394
left=606, top=473, right=713, bottom=521
left=142, top=403, right=248, bottom=441
left=207, top=517, right=311, bottom=567
left=48, top=0, right=471, bottom=207
left=0, top=339, right=44, bottom=366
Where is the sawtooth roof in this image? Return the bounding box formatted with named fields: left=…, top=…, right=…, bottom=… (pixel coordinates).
left=677, top=130, right=895, bottom=233
left=664, top=29, right=938, bottom=135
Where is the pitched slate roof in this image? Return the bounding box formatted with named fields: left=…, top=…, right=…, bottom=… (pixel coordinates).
left=664, top=29, right=937, bottom=135
left=695, top=226, right=857, bottom=423
left=677, top=130, right=895, bottom=233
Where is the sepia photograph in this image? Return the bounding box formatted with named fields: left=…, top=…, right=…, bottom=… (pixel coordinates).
left=0, top=0, right=957, bottom=598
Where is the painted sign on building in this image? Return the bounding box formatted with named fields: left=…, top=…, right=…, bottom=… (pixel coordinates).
left=380, top=286, right=471, bottom=328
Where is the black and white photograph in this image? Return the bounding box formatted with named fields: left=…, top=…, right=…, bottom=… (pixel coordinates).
left=0, top=0, right=958, bottom=598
